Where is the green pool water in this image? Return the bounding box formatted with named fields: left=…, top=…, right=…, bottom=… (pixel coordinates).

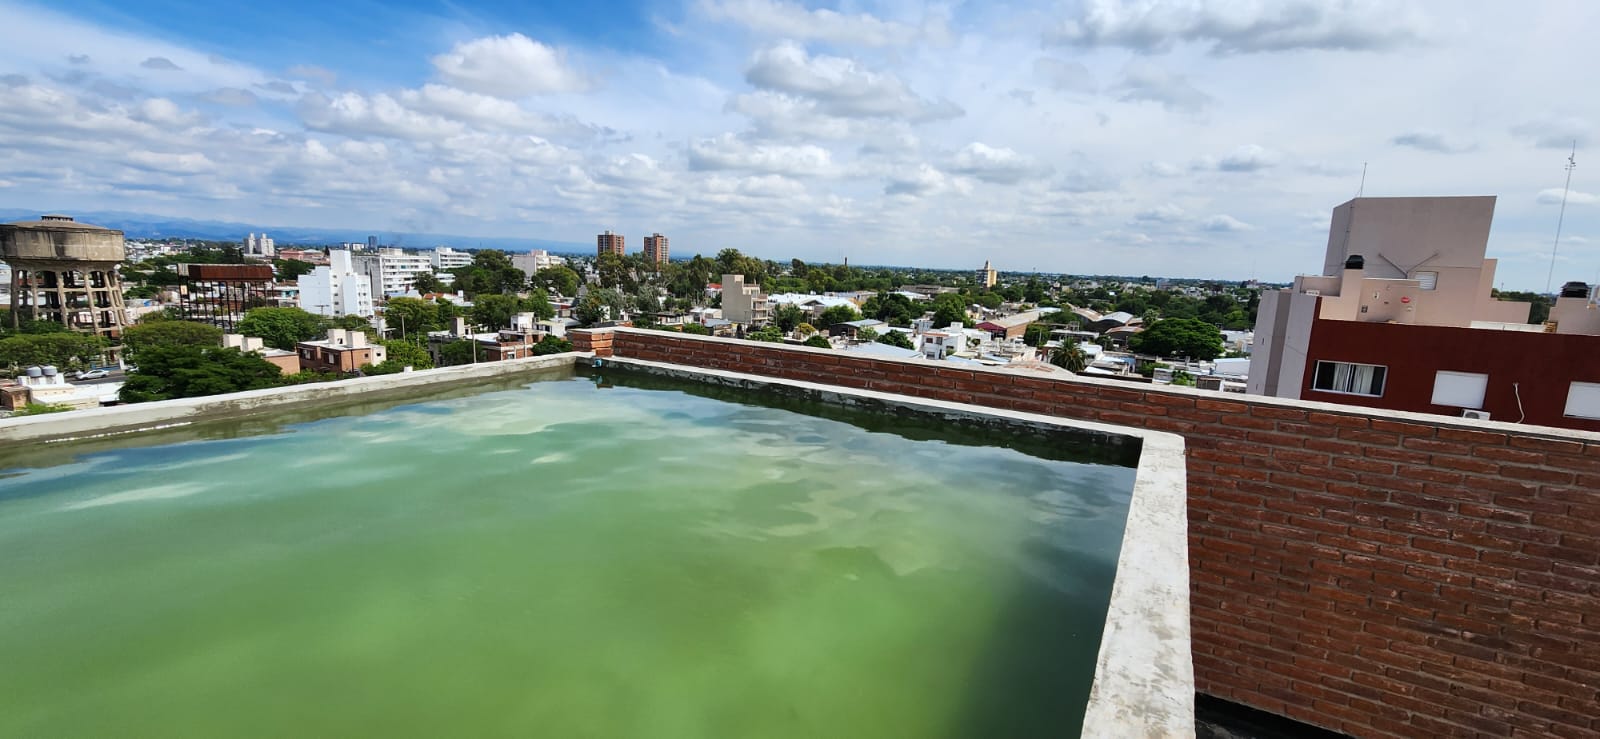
left=0, top=373, right=1135, bottom=738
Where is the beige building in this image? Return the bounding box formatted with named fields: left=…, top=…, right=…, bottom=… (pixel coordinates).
left=223, top=334, right=299, bottom=375
left=1249, top=196, right=1534, bottom=398
left=977, top=260, right=997, bottom=288
left=720, top=274, right=770, bottom=326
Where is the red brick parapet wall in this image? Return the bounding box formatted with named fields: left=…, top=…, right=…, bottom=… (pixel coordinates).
left=572, top=327, right=1600, bottom=738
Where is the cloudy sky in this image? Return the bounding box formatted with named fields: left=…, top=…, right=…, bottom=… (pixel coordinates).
left=2, top=0, right=1598, bottom=288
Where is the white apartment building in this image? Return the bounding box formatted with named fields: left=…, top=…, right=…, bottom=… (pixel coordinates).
left=431, top=247, right=473, bottom=271
left=243, top=233, right=275, bottom=259
left=298, top=249, right=375, bottom=319
left=511, top=249, right=566, bottom=277
left=355, top=247, right=435, bottom=297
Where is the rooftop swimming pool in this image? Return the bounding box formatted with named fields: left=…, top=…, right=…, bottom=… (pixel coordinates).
left=0, top=367, right=1141, bottom=737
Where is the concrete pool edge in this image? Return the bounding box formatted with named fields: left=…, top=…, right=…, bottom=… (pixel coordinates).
left=0, top=353, right=589, bottom=444
left=594, top=356, right=1195, bottom=738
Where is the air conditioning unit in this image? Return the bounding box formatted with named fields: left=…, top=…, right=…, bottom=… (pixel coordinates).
left=1461, top=409, right=1491, bottom=421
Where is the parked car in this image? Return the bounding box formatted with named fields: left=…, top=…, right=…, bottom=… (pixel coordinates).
left=75, top=369, right=111, bottom=380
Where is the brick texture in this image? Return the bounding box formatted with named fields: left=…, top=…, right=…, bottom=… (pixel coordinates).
left=602, top=328, right=1600, bottom=739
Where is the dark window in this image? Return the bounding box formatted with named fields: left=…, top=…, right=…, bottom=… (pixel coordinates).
left=1312, top=361, right=1386, bottom=397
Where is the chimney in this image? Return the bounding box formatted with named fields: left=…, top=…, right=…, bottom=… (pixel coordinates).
left=453, top=316, right=467, bottom=336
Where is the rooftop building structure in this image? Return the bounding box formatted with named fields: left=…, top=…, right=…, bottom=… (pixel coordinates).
left=355, top=247, right=435, bottom=297
left=1249, top=195, right=1600, bottom=430
left=511, top=249, right=565, bottom=278
left=174, top=263, right=276, bottom=330
left=295, top=328, right=385, bottom=374
left=243, top=233, right=275, bottom=260
left=977, top=259, right=997, bottom=288
left=0, top=215, right=128, bottom=342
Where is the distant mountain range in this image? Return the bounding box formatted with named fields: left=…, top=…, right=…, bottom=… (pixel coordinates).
left=0, top=208, right=591, bottom=255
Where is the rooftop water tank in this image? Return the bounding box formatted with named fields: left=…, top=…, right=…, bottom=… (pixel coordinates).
left=25, top=366, right=42, bottom=378
left=42, top=365, right=58, bottom=376
left=1559, top=281, right=1590, bottom=298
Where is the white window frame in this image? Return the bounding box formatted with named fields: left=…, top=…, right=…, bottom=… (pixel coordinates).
left=1431, top=370, right=1488, bottom=409
left=1564, top=381, right=1600, bottom=420
left=1312, top=360, right=1388, bottom=397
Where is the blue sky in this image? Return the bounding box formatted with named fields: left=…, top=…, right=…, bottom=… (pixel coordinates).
left=2, top=0, right=1599, bottom=289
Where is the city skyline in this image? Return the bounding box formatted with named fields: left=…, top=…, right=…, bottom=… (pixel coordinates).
left=2, top=1, right=1599, bottom=290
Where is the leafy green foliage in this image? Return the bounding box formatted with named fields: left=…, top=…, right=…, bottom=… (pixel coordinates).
left=861, top=292, right=916, bottom=326
left=803, top=335, right=832, bottom=349
left=471, top=293, right=552, bottom=330
left=236, top=307, right=327, bottom=350
left=817, top=304, right=861, bottom=326
left=1129, top=318, right=1225, bottom=361
left=575, top=288, right=626, bottom=326
left=119, top=346, right=286, bottom=403
left=410, top=271, right=445, bottom=295
left=747, top=326, right=785, bottom=343
left=0, top=333, right=107, bottom=372
left=1048, top=343, right=1088, bottom=372
left=382, top=297, right=450, bottom=340
left=437, top=339, right=478, bottom=366
left=367, top=340, right=434, bottom=374
left=273, top=258, right=317, bottom=281
left=122, top=321, right=223, bottom=359
left=771, top=303, right=804, bottom=332
left=875, top=330, right=915, bottom=349
left=534, top=266, right=581, bottom=297
left=451, top=250, right=526, bottom=297
left=930, top=293, right=970, bottom=328
left=531, top=335, right=573, bottom=355
left=681, top=323, right=711, bottom=336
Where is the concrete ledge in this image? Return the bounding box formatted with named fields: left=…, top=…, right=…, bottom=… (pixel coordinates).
left=0, top=353, right=589, bottom=444
left=596, top=355, right=1195, bottom=738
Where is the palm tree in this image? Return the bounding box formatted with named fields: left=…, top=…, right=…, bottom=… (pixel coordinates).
left=1049, top=343, right=1089, bottom=373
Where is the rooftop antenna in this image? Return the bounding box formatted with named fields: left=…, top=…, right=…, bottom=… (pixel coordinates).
left=1356, top=162, right=1367, bottom=197
left=1545, top=141, right=1579, bottom=294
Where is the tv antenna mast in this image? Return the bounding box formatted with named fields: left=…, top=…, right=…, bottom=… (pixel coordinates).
left=1356, top=162, right=1367, bottom=197
left=1545, top=142, right=1578, bottom=294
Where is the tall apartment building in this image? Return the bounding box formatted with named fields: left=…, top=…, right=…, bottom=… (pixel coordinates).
left=977, top=260, right=997, bottom=288
left=1248, top=195, right=1600, bottom=431
left=643, top=233, right=669, bottom=267
left=243, top=233, right=275, bottom=259
left=355, top=247, right=435, bottom=297
left=431, top=247, right=473, bottom=271
left=720, top=274, right=770, bottom=326
left=597, top=231, right=625, bottom=258
left=298, top=249, right=375, bottom=319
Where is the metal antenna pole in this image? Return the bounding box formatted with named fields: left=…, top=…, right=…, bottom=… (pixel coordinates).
left=1546, top=142, right=1578, bottom=294
left=1357, top=162, right=1367, bottom=197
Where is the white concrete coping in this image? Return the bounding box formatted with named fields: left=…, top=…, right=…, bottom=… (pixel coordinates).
left=597, top=356, right=1195, bottom=738
left=0, top=353, right=588, bottom=444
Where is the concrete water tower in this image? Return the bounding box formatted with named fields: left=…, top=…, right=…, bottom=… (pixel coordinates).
left=0, top=214, right=128, bottom=340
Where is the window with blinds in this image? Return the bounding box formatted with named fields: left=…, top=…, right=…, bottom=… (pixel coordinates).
left=1312, top=361, right=1387, bottom=397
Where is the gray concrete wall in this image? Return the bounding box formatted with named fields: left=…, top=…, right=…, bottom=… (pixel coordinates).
left=0, top=354, right=585, bottom=444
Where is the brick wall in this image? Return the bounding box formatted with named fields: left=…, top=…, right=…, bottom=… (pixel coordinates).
left=573, top=328, right=1600, bottom=738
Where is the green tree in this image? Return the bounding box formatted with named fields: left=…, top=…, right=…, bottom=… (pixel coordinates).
left=531, top=335, right=573, bottom=355
left=856, top=326, right=879, bottom=342
left=382, top=297, right=444, bottom=340
left=803, top=335, right=832, bottom=349
left=681, top=323, right=711, bottom=336
left=471, top=294, right=549, bottom=331
left=534, top=266, right=581, bottom=297
left=452, top=250, right=525, bottom=297
left=237, top=307, right=327, bottom=350
left=0, top=333, right=107, bottom=372
left=119, top=346, right=286, bottom=403
left=747, top=326, right=785, bottom=342
left=410, top=271, right=445, bottom=295
left=1129, top=318, right=1224, bottom=360
left=876, top=330, right=915, bottom=349
left=931, top=293, right=969, bottom=327
left=273, top=259, right=317, bottom=281
left=1049, top=343, right=1089, bottom=372
left=795, top=322, right=817, bottom=337
left=595, top=252, right=634, bottom=291
left=122, top=321, right=223, bottom=359
left=437, top=339, right=478, bottom=366
left=817, top=304, right=861, bottom=326
left=575, top=288, right=626, bottom=326
left=367, top=340, right=434, bottom=375
left=862, top=292, right=916, bottom=325
left=331, top=315, right=373, bottom=333
left=772, top=303, right=805, bottom=332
